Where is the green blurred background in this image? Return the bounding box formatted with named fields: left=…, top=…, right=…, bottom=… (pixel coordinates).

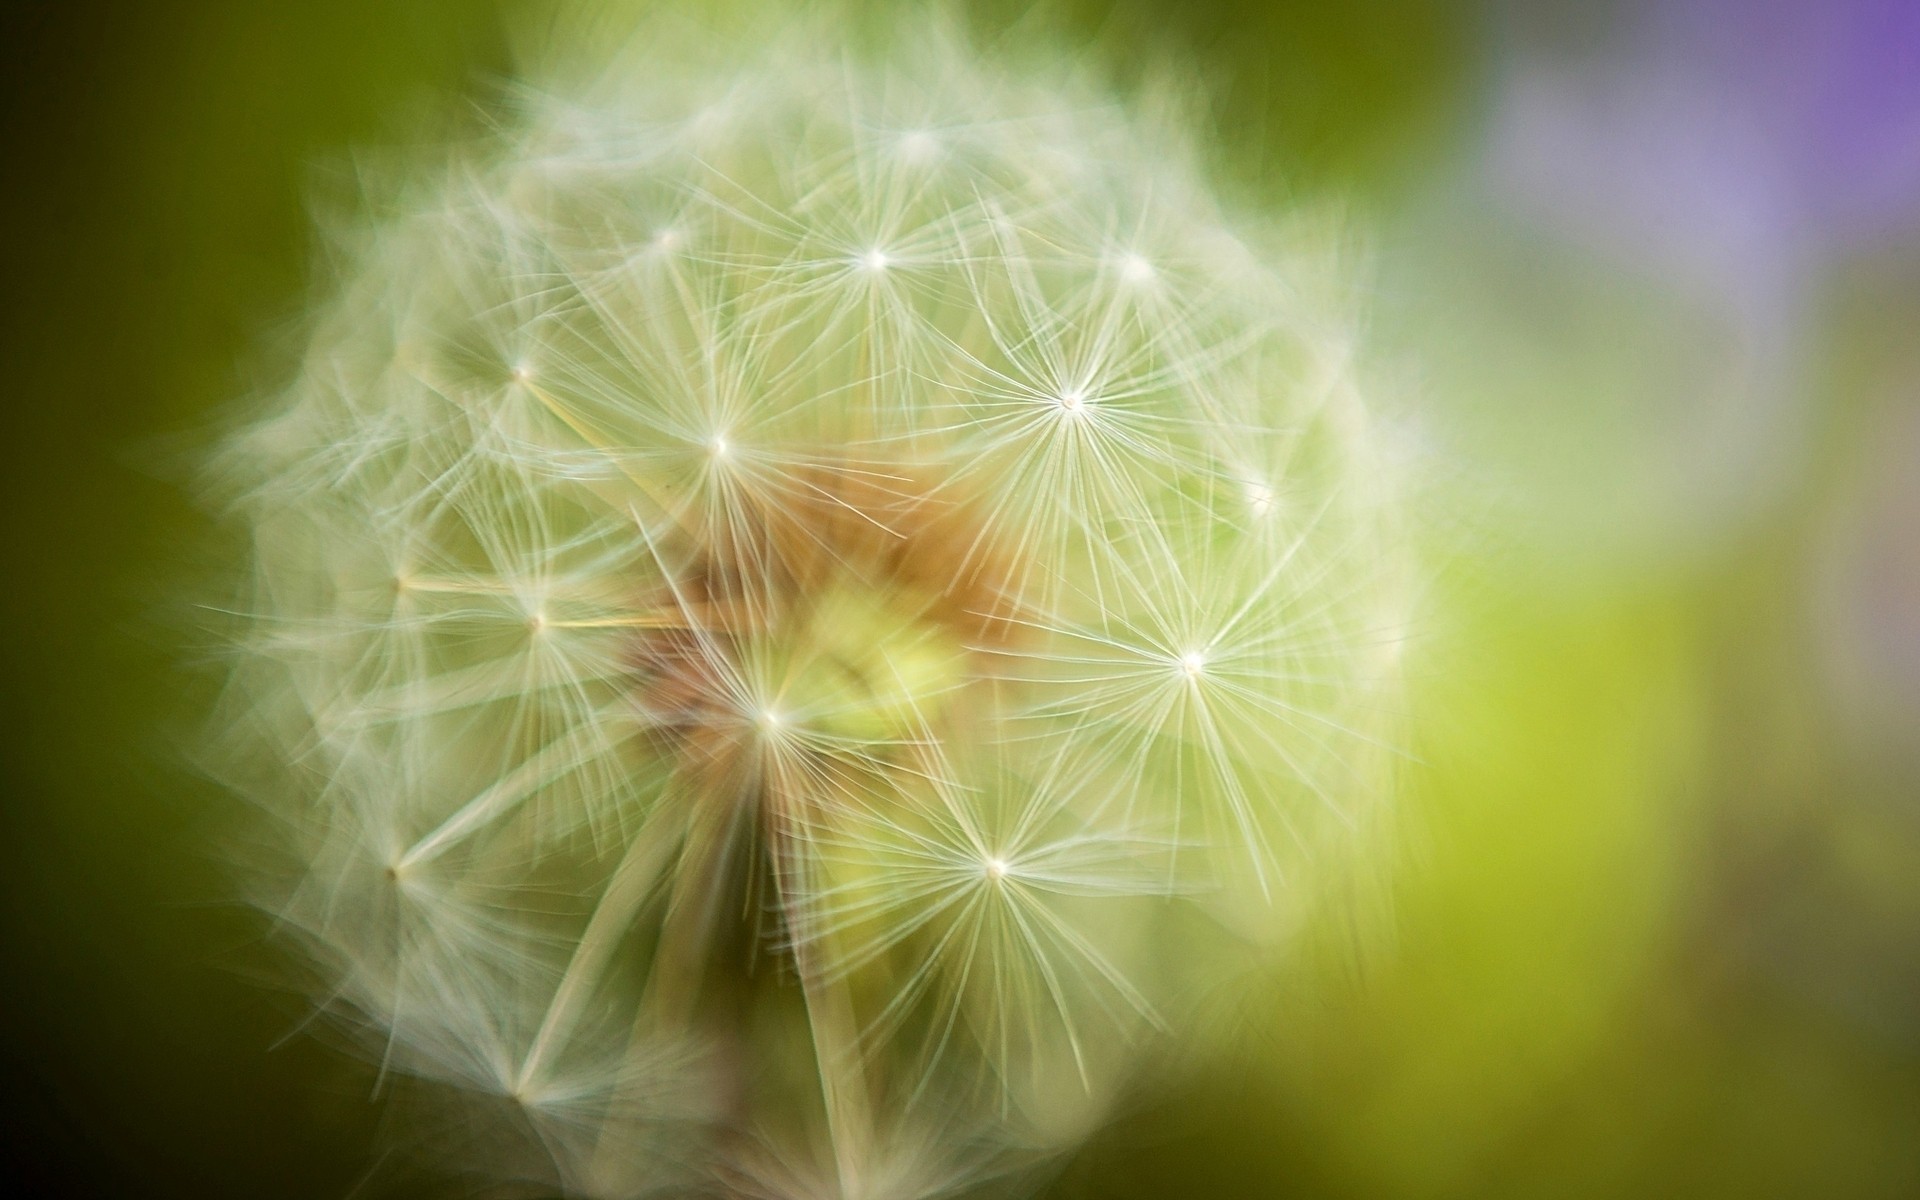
left=3, top=1, right=1917, bottom=1196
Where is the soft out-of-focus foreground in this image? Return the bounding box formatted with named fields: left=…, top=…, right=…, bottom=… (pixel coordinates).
left=1, top=1, right=1915, bottom=1197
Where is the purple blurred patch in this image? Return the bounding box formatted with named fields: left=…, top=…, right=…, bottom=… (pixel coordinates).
left=1417, top=0, right=1920, bottom=572
left=1659, top=0, right=1920, bottom=241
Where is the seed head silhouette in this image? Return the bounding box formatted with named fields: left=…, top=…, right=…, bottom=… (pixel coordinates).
left=209, top=11, right=1409, bottom=1196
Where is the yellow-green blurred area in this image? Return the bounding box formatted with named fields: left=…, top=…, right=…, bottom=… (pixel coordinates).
left=3, top=1, right=1917, bottom=1196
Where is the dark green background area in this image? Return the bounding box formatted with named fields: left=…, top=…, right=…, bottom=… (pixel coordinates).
left=0, top=4, right=510, bottom=1194
left=5, top=2, right=1919, bottom=1198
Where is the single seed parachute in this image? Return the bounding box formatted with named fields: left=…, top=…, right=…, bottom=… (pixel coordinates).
left=208, top=10, right=1410, bottom=1197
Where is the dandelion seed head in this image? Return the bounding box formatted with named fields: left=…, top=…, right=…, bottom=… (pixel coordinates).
left=206, top=8, right=1412, bottom=1194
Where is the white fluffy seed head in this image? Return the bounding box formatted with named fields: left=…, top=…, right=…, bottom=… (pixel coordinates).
left=206, top=8, right=1410, bottom=1196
